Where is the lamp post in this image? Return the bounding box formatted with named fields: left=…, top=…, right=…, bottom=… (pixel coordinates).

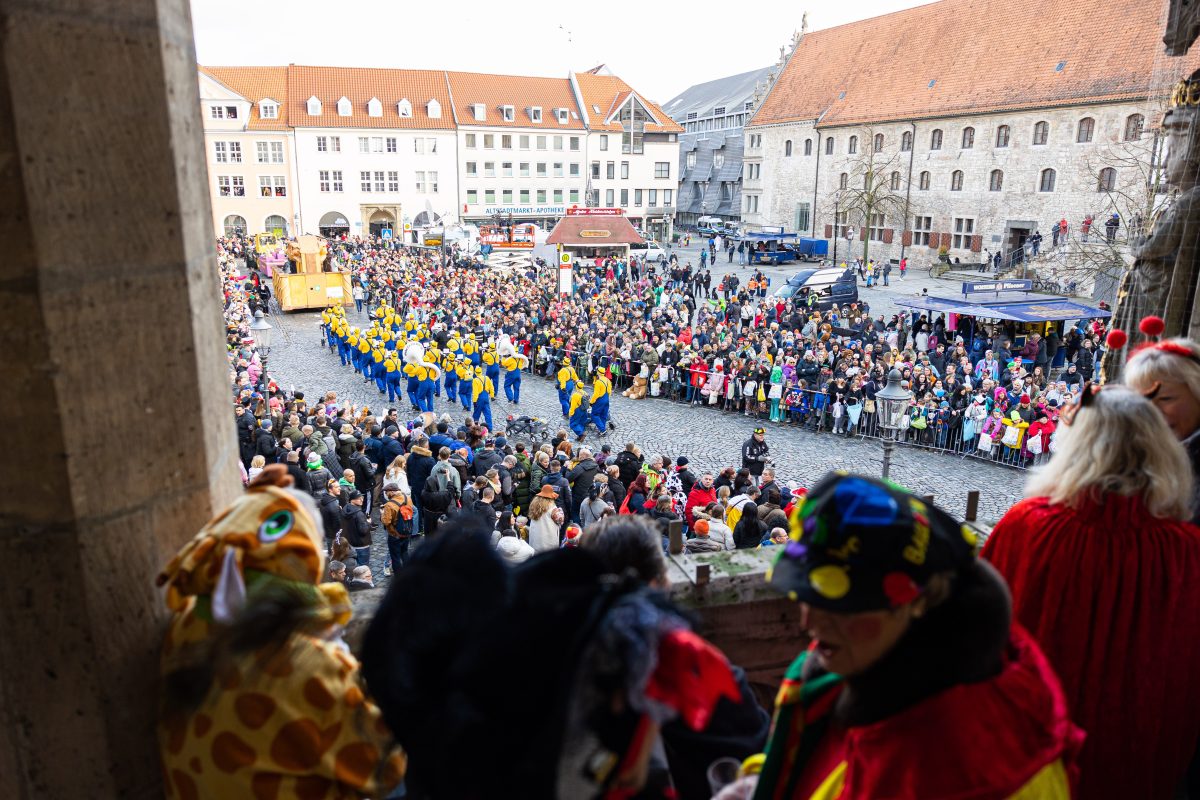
left=249, top=309, right=273, bottom=356
left=875, top=368, right=913, bottom=479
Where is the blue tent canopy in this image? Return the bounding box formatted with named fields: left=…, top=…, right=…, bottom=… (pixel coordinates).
left=897, top=294, right=1111, bottom=323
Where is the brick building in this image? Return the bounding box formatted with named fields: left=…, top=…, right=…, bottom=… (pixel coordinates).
left=743, top=0, right=1200, bottom=284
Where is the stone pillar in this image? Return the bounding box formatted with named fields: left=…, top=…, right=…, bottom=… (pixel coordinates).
left=0, top=0, right=241, bottom=796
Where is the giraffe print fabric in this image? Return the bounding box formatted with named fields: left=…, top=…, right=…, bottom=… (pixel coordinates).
left=156, top=465, right=405, bottom=799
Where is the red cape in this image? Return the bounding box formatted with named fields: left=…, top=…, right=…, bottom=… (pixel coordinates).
left=984, top=494, right=1200, bottom=800
left=838, top=625, right=1081, bottom=800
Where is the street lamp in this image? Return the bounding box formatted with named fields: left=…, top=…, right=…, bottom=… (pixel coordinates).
left=249, top=309, right=273, bottom=355
left=875, top=368, right=913, bottom=479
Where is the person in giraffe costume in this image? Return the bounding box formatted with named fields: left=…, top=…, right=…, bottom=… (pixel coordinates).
left=156, top=464, right=405, bottom=799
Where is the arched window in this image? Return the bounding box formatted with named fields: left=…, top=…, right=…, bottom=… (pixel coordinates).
left=1098, top=167, right=1117, bottom=192
left=848, top=135, right=858, bottom=154
left=930, top=129, right=943, bottom=150
left=950, top=170, right=964, bottom=191
left=264, top=214, right=288, bottom=236
left=1077, top=117, right=1095, bottom=143
left=919, top=171, right=930, bottom=190
left=1033, top=120, right=1049, bottom=145
left=1124, top=114, right=1144, bottom=142
left=890, top=171, right=901, bottom=190
left=1039, top=168, right=1056, bottom=192
left=784, top=140, right=793, bottom=156
left=989, top=169, right=1004, bottom=191
left=223, top=214, right=247, bottom=236
left=839, top=172, right=849, bottom=189
left=874, top=133, right=884, bottom=152
left=996, top=125, right=1010, bottom=148
left=901, top=130, right=913, bottom=152
left=804, top=138, right=813, bottom=156
left=825, top=137, right=834, bottom=155
left=961, top=127, right=975, bottom=149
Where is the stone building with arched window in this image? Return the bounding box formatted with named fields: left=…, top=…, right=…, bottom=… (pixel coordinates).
left=741, top=0, right=1200, bottom=296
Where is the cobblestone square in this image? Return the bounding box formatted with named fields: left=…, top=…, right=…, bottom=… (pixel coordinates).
left=265, top=305, right=1025, bottom=530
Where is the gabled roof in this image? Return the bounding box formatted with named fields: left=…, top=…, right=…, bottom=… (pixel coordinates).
left=444, top=72, right=584, bottom=129
left=286, top=65, right=455, bottom=129
left=547, top=214, right=645, bottom=245
left=572, top=72, right=683, bottom=134
left=663, top=66, right=774, bottom=122
left=199, top=66, right=289, bottom=130
left=751, top=0, right=1200, bottom=129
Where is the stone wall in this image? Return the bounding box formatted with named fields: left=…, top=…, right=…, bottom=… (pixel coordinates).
left=745, top=101, right=1159, bottom=273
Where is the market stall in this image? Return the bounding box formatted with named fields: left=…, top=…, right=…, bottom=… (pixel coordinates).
left=545, top=208, right=644, bottom=295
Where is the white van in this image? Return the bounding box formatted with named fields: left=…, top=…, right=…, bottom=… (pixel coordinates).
left=630, top=239, right=668, bottom=262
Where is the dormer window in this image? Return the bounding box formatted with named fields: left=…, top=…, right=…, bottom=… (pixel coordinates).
left=555, top=108, right=569, bottom=124
left=306, top=96, right=322, bottom=116
left=501, top=105, right=515, bottom=122
left=427, top=99, right=441, bottom=119
left=397, top=98, right=412, bottom=118
left=367, top=97, right=383, bottom=117
left=472, top=103, right=486, bottom=121
left=210, top=104, right=238, bottom=120
left=336, top=97, right=352, bottom=117
left=530, top=106, right=543, bottom=123
left=259, top=100, right=279, bottom=120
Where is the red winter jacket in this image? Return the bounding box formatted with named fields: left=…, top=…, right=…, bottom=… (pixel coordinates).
left=684, top=485, right=717, bottom=527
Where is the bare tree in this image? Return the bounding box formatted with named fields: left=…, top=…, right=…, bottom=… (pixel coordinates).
left=833, top=126, right=909, bottom=267
left=1062, top=106, right=1171, bottom=296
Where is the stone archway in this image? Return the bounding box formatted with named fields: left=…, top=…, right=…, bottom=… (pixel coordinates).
left=368, top=208, right=396, bottom=238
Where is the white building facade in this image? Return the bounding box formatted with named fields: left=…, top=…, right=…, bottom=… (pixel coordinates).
left=573, top=70, right=682, bottom=243
left=198, top=65, right=681, bottom=241
left=286, top=67, right=458, bottom=240
left=199, top=69, right=296, bottom=238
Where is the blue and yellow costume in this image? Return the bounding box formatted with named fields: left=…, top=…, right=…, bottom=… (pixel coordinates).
left=416, top=359, right=438, bottom=413
left=384, top=351, right=403, bottom=403
left=471, top=368, right=494, bottom=431
left=442, top=350, right=459, bottom=400
left=371, top=344, right=387, bottom=393
left=356, top=332, right=372, bottom=378
left=456, top=359, right=473, bottom=410
left=483, top=347, right=502, bottom=399
left=589, top=372, right=612, bottom=433
left=502, top=353, right=523, bottom=404
left=463, top=335, right=480, bottom=368
left=557, top=360, right=580, bottom=416
left=568, top=387, right=588, bottom=439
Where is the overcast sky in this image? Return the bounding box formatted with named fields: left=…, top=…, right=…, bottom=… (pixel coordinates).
left=190, top=0, right=933, bottom=104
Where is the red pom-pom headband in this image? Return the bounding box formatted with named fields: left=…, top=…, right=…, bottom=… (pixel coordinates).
left=1129, top=340, right=1200, bottom=365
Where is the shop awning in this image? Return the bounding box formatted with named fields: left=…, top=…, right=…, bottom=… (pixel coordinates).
left=983, top=299, right=1112, bottom=322
left=897, top=295, right=1111, bottom=322
left=546, top=214, right=645, bottom=246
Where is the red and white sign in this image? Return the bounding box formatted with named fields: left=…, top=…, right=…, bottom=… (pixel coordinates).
left=565, top=207, right=625, bottom=216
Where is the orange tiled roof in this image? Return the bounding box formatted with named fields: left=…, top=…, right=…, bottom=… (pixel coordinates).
left=572, top=72, right=683, bottom=133
left=199, top=66, right=289, bottom=130
left=286, top=65, right=455, bottom=129
left=444, top=71, right=584, bottom=129
left=751, top=0, right=1200, bottom=129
